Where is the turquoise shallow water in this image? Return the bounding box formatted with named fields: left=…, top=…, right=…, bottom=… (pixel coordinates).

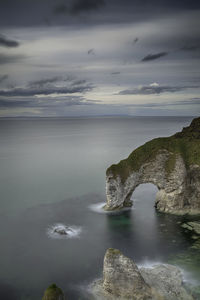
left=0, top=116, right=199, bottom=299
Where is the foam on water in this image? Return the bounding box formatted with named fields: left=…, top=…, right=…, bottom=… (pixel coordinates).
left=89, top=202, right=134, bottom=214
left=179, top=268, right=199, bottom=285
left=47, top=223, right=82, bottom=239
left=138, top=260, right=199, bottom=285
left=138, top=259, right=163, bottom=269
left=89, top=202, right=107, bottom=213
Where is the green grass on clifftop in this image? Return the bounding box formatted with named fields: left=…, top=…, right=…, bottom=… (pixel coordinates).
left=106, top=117, right=200, bottom=183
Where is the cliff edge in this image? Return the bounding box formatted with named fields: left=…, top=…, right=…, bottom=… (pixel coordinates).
left=105, top=117, right=200, bottom=215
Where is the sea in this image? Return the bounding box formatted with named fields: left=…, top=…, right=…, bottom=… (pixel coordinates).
left=0, top=116, right=199, bottom=299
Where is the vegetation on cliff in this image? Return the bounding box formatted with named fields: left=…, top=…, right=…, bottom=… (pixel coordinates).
left=106, top=117, right=200, bottom=183
left=42, top=284, right=64, bottom=300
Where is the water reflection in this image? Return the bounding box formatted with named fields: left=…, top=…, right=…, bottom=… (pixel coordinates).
left=105, top=184, right=193, bottom=263
left=107, top=210, right=133, bottom=229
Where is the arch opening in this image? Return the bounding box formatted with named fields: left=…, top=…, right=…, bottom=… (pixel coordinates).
left=123, top=181, right=160, bottom=209
left=129, top=183, right=159, bottom=210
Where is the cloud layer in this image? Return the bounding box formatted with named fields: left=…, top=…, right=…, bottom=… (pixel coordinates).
left=0, top=34, right=19, bottom=48
left=118, top=83, right=199, bottom=95
left=0, top=76, right=93, bottom=97
left=0, top=1, right=200, bottom=116
left=141, top=52, right=168, bottom=62
left=0, top=54, right=26, bottom=64
left=0, top=75, right=8, bottom=83
left=1, top=0, right=200, bottom=27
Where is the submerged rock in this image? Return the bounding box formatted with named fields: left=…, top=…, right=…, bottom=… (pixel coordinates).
left=168, top=250, right=200, bottom=276
left=42, top=284, right=65, bottom=300
left=53, top=226, right=70, bottom=235
left=181, top=221, right=200, bottom=235
left=191, top=239, right=200, bottom=250
left=105, top=117, right=200, bottom=215
left=91, top=248, right=194, bottom=300
left=181, top=221, right=200, bottom=249
left=47, top=223, right=82, bottom=239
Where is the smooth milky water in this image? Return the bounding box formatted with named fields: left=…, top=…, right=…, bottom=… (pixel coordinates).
left=0, top=116, right=199, bottom=299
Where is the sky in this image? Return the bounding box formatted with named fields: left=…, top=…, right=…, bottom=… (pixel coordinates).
left=0, top=0, right=200, bottom=117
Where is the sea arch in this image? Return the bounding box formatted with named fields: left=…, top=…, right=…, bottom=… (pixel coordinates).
left=104, top=150, right=193, bottom=214
left=104, top=117, right=200, bottom=215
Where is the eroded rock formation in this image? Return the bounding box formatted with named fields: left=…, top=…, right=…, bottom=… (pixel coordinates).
left=105, top=117, right=200, bottom=215
left=91, top=248, right=194, bottom=300
left=102, top=248, right=151, bottom=299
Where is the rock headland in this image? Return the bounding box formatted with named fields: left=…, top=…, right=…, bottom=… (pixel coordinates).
left=105, top=117, right=200, bottom=215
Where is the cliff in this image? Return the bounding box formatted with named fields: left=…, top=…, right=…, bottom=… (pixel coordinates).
left=105, top=117, right=200, bottom=214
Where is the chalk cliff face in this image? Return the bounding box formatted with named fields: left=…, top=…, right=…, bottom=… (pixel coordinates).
left=91, top=248, right=194, bottom=300
left=105, top=117, right=200, bottom=215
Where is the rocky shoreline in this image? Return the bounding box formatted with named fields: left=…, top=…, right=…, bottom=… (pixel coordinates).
left=90, top=248, right=194, bottom=300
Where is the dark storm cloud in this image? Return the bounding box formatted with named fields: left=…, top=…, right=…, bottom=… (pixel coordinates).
left=0, top=95, right=94, bottom=108
left=28, top=76, right=65, bottom=88
left=71, top=0, right=105, bottom=13
left=71, top=79, right=88, bottom=86
left=53, top=4, right=68, bottom=15
left=0, top=77, right=93, bottom=97
left=28, top=76, right=88, bottom=89
left=141, top=52, right=168, bottom=62
left=133, top=37, right=139, bottom=45
left=126, top=98, right=200, bottom=108
left=88, top=48, right=95, bottom=55
left=180, top=45, right=200, bottom=51
left=0, top=34, right=19, bottom=48
left=165, top=98, right=200, bottom=106
left=1, top=0, right=200, bottom=27
left=54, top=0, right=105, bottom=15
left=0, top=54, right=26, bottom=64
left=173, top=98, right=200, bottom=106
left=191, top=97, right=200, bottom=100
left=0, top=85, right=92, bottom=97
left=0, top=75, right=8, bottom=83
left=119, top=83, right=199, bottom=95
left=0, top=98, right=33, bottom=108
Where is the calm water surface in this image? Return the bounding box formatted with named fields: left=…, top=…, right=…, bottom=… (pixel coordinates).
left=0, top=116, right=199, bottom=299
